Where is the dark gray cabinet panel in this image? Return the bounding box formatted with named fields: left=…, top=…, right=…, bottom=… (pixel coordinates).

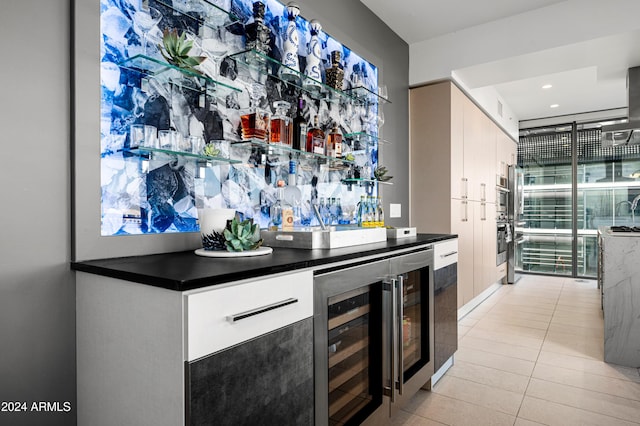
left=186, top=317, right=314, bottom=426
left=434, top=262, right=458, bottom=372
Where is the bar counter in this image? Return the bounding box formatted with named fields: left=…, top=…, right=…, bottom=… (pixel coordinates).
left=71, top=233, right=456, bottom=291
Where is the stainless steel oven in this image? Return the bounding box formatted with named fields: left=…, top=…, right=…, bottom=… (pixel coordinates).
left=496, top=186, right=509, bottom=213
left=314, top=247, right=434, bottom=425
left=497, top=222, right=508, bottom=265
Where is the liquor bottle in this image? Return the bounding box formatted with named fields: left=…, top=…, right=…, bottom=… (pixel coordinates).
left=328, top=197, right=337, bottom=225
left=270, top=182, right=283, bottom=230
left=303, top=19, right=323, bottom=92
left=318, top=197, right=330, bottom=226
left=279, top=2, right=300, bottom=82
left=306, top=116, right=325, bottom=155
left=292, top=96, right=307, bottom=151
left=335, top=198, right=346, bottom=224
left=376, top=196, right=385, bottom=227
left=325, top=123, right=342, bottom=158
left=325, top=50, right=345, bottom=91
left=244, top=1, right=271, bottom=55
left=366, top=196, right=376, bottom=227
left=271, top=180, right=294, bottom=231
left=270, top=100, right=292, bottom=146
left=240, top=83, right=270, bottom=141
left=356, top=195, right=365, bottom=227
left=362, top=197, right=373, bottom=228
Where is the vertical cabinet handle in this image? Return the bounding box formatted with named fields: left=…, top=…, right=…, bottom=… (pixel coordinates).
left=389, top=278, right=397, bottom=403
left=396, top=274, right=405, bottom=396
left=481, top=202, right=486, bottom=221
left=461, top=177, right=468, bottom=199
left=461, top=200, right=468, bottom=222
left=480, top=183, right=486, bottom=201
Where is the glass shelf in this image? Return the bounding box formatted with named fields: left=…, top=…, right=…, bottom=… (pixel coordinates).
left=228, top=49, right=359, bottom=104
left=345, top=132, right=390, bottom=146
left=232, top=138, right=356, bottom=169
left=126, top=147, right=241, bottom=164
left=345, top=86, right=391, bottom=105
left=151, top=0, right=238, bottom=31
left=118, top=54, right=242, bottom=97
left=341, top=178, right=393, bottom=186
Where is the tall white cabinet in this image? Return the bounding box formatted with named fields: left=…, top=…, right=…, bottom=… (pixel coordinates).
left=410, top=81, right=516, bottom=309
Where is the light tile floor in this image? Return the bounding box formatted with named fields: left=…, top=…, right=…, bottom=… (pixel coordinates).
left=393, top=274, right=640, bottom=426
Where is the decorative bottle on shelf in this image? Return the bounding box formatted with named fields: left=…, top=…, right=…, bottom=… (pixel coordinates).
left=279, top=2, right=300, bottom=81
left=269, top=181, right=283, bottom=230
left=306, top=116, right=325, bottom=155
left=356, top=195, right=365, bottom=227
left=325, top=50, right=344, bottom=91
left=376, top=196, right=385, bottom=227
left=270, top=100, right=292, bottom=146
left=270, top=180, right=294, bottom=231
left=325, top=122, right=342, bottom=158
left=303, top=19, right=322, bottom=91
left=292, top=96, right=307, bottom=151
left=240, top=83, right=270, bottom=141
left=244, top=1, right=271, bottom=55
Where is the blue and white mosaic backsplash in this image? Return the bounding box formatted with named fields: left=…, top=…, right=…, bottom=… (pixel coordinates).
left=100, top=0, right=379, bottom=235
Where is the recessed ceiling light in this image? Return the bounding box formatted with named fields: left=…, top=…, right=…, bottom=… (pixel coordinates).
left=542, top=84, right=553, bottom=89
left=550, top=104, right=559, bottom=108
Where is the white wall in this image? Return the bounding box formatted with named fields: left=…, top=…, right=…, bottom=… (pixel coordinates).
left=410, top=0, right=640, bottom=139
left=0, top=1, right=75, bottom=425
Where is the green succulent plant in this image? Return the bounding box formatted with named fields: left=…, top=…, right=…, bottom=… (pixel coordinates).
left=373, top=165, right=393, bottom=182
left=158, top=29, right=206, bottom=75
left=223, top=217, right=263, bottom=252
left=202, top=143, right=221, bottom=157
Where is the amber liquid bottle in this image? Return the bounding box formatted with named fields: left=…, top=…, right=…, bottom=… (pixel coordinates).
left=270, top=101, right=292, bottom=146
left=306, top=116, right=325, bottom=155
left=292, top=97, right=307, bottom=151
left=325, top=123, right=342, bottom=158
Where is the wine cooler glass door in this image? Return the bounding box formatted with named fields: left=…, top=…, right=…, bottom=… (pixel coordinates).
left=327, top=285, right=382, bottom=425
left=315, top=259, right=387, bottom=426
left=389, top=249, right=435, bottom=412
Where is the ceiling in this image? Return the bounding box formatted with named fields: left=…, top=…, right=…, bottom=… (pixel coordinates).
left=360, top=0, right=640, bottom=124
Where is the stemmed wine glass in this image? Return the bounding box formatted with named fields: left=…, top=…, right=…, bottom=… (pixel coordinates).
left=133, top=7, right=162, bottom=56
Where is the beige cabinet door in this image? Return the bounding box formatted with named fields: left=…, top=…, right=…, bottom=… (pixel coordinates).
left=451, top=198, right=474, bottom=308
left=473, top=201, right=486, bottom=297
left=463, top=97, right=482, bottom=201
left=481, top=116, right=497, bottom=204
left=451, top=85, right=465, bottom=200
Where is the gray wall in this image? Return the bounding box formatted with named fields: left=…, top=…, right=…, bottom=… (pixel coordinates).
left=0, top=0, right=76, bottom=425
left=0, top=0, right=407, bottom=424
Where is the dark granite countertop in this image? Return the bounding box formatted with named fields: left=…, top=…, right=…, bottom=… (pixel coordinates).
left=71, top=233, right=456, bottom=291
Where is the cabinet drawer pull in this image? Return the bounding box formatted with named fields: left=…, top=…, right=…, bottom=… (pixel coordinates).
left=440, top=251, right=458, bottom=258
left=227, top=298, right=298, bottom=323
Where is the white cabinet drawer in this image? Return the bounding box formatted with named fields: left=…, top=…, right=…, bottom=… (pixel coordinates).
left=434, top=238, right=459, bottom=269
left=185, top=270, right=313, bottom=361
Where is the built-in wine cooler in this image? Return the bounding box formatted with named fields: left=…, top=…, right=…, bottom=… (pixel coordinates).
left=315, top=246, right=434, bottom=425
left=327, top=286, right=382, bottom=424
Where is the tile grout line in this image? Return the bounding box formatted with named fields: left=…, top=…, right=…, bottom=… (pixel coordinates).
left=512, top=277, right=563, bottom=424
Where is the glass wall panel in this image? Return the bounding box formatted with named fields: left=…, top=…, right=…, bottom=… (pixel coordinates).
left=517, top=127, right=573, bottom=276
left=518, top=119, right=640, bottom=278
left=576, top=124, right=640, bottom=277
